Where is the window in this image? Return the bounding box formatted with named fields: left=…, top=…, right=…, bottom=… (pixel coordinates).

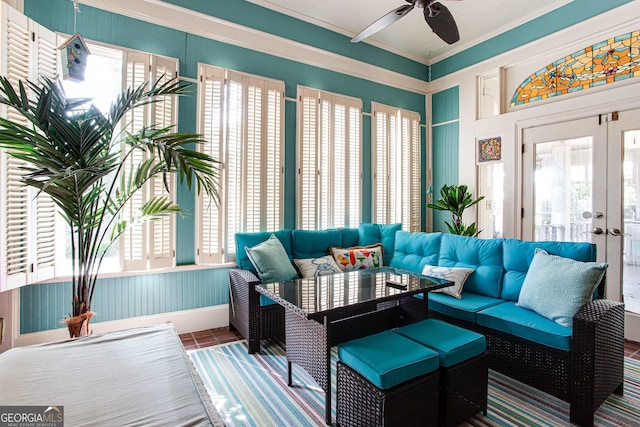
left=197, top=65, right=285, bottom=263
left=297, top=86, right=362, bottom=230
left=371, top=102, right=421, bottom=232
left=119, top=51, right=179, bottom=270
left=0, top=4, right=182, bottom=289
left=63, top=45, right=180, bottom=273
left=0, top=5, right=59, bottom=290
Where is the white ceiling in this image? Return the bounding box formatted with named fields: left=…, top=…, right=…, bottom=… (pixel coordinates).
left=248, top=0, right=573, bottom=64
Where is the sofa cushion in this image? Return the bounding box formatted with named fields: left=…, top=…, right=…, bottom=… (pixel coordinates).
left=396, top=319, right=486, bottom=368
left=245, top=234, right=299, bottom=283
left=421, top=264, right=474, bottom=299
left=330, top=244, right=384, bottom=271
left=439, top=234, right=504, bottom=298
left=476, top=302, right=572, bottom=351
left=294, top=255, right=342, bottom=277
left=389, top=231, right=442, bottom=274
left=359, top=223, right=401, bottom=265
left=235, top=230, right=293, bottom=274
left=501, top=239, right=598, bottom=301
left=427, top=291, right=503, bottom=324
left=339, top=227, right=360, bottom=248
left=517, top=249, right=607, bottom=327
left=291, top=229, right=343, bottom=259
left=337, top=330, right=440, bottom=390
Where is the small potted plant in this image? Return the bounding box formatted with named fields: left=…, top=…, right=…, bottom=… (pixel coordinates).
left=428, top=184, right=485, bottom=236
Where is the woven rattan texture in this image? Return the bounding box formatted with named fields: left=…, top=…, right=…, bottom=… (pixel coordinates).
left=430, top=296, right=625, bottom=427
left=229, top=269, right=285, bottom=354
left=336, top=361, right=440, bottom=427
left=439, top=352, right=488, bottom=427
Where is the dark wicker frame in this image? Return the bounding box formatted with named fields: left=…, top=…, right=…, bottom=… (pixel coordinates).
left=336, top=360, right=440, bottom=427
left=430, top=298, right=624, bottom=427
left=439, top=351, right=488, bottom=427
left=228, top=269, right=284, bottom=354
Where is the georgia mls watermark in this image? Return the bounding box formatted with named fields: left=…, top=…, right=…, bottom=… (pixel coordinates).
left=0, top=406, right=63, bottom=427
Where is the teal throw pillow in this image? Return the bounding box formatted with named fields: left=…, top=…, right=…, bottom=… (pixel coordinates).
left=245, top=234, right=298, bottom=283
left=517, top=249, right=607, bottom=327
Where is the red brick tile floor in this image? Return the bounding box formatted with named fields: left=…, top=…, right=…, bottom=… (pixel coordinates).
left=179, top=327, right=243, bottom=351
left=181, top=327, right=640, bottom=361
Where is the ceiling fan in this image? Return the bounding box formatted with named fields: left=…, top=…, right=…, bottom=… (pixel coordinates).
left=351, top=0, right=461, bottom=45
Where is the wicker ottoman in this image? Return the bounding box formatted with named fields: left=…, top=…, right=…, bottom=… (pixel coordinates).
left=336, top=330, right=440, bottom=427
left=396, top=319, right=488, bottom=427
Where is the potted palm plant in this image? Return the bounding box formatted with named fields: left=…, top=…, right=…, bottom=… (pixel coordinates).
left=428, top=184, right=485, bottom=236
left=0, top=76, right=220, bottom=337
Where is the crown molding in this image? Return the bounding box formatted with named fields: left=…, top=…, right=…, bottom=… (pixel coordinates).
left=78, top=0, right=428, bottom=94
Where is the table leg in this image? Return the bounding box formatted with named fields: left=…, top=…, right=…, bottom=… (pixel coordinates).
left=325, top=316, right=331, bottom=425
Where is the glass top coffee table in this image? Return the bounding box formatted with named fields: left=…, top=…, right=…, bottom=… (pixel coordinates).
left=257, top=267, right=452, bottom=425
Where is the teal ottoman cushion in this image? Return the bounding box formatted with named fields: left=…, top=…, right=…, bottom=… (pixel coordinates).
left=338, top=330, right=439, bottom=390
left=396, top=319, right=486, bottom=367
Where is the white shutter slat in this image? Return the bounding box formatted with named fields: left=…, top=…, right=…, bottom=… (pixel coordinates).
left=298, top=87, right=361, bottom=230
left=149, top=55, right=178, bottom=269
left=121, top=51, right=150, bottom=271
left=197, top=65, right=225, bottom=264
left=31, top=21, right=59, bottom=282
left=372, top=102, right=421, bottom=232
left=1, top=5, right=31, bottom=289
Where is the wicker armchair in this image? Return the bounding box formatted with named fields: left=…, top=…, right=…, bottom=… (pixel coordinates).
left=228, top=268, right=284, bottom=354
left=431, top=298, right=624, bottom=427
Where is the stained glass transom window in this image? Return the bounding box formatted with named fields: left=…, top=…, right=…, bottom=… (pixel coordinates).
left=511, top=30, right=640, bottom=107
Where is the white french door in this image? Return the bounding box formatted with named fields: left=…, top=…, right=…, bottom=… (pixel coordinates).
left=522, top=110, right=640, bottom=341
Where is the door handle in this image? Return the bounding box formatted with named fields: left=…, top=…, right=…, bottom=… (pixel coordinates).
left=608, top=228, right=629, bottom=236
left=585, top=227, right=604, bottom=235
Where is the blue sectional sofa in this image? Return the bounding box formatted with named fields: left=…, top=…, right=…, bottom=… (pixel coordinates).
left=228, top=225, right=624, bottom=427
left=229, top=223, right=401, bottom=354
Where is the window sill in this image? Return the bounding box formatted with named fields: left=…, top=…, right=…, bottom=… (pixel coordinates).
left=35, top=262, right=238, bottom=285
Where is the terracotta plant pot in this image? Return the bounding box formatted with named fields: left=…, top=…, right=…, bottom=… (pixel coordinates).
left=64, top=311, right=95, bottom=338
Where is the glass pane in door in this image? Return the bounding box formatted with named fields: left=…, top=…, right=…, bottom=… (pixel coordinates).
left=534, top=137, right=593, bottom=242
left=623, top=129, right=640, bottom=315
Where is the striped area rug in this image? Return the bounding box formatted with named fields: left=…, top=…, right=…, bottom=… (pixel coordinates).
left=189, top=339, right=640, bottom=426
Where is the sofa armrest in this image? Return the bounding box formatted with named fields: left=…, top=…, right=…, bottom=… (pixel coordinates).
left=228, top=268, right=262, bottom=353
left=570, top=298, right=625, bottom=425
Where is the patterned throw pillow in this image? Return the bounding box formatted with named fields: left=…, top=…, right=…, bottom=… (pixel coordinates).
left=330, top=244, right=384, bottom=271
left=421, top=265, right=475, bottom=299
left=294, top=256, right=343, bottom=278
left=517, top=248, right=607, bottom=327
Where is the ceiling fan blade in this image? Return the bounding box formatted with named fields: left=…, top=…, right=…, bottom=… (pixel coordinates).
left=351, top=4, right=415, bottom=43
left=424, top=2, right=460, bottom=45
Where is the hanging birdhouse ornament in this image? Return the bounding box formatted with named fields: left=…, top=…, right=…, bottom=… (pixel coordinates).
left=58, top=33, right=90, bottom=82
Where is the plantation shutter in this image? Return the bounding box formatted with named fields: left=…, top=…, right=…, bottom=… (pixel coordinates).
left=0, top=4, right=58, bottom=290
left=196, top=65, right=284, bottom=264
left=224, top=70, right=285, bottom=260
left=197, top=65, right=225, bottom=264
left=148, top=55, right=178, bottom=269
left=372, top=102, right=421, bottom=232
left=121, top=51, right=150, bottom=271
left=402, top=110, right=421, bottom=232
left=297, top=87, right=319, bottom=230
left=31, top=21, right=59, bottom=282
left=297, top=87, right=361, bottom=230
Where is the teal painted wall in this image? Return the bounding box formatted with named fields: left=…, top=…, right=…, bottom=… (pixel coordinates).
left=430, top=0, right=634, bottom=80
left=21, top=0, right=427, bottom=332
left=431, top=87, right=460, bottom=233
left=163, top=0, right=428, bottom=81
left=20, top=268, right=232, bottom=334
